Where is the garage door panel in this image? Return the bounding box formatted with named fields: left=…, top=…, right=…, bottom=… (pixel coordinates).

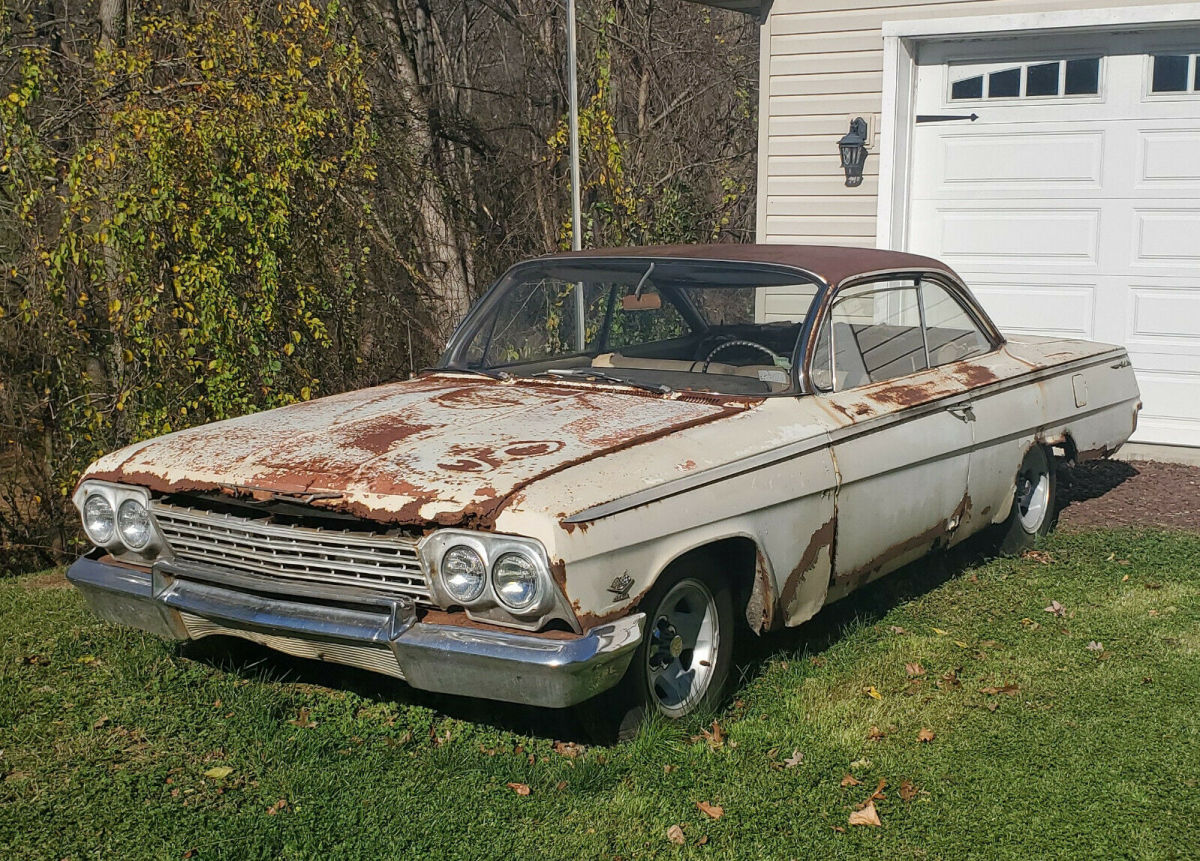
left=1133, top=210, right=1200, bottom=264
left=931, top=208, right=1100, bottom=264
left=1131, top=372, right=1200, bottom=423
left=938, top=130, right=1105, bottom=188
left=1128, top=286, right=1200, bottom=344
left=965, top=283, right=1097, bottom=339
left=1139, top=130, right=1200, bottom=184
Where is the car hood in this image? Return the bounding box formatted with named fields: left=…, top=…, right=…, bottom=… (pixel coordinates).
left=82, top=374, right=754, bottom=527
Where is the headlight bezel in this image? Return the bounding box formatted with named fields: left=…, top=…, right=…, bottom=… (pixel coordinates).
left=72, top=480, right=165, bottom=561
left=419, top=530, right=568, bottom=630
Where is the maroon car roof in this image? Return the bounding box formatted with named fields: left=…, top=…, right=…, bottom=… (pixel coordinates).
left=539, top=243, right=958, bottom=287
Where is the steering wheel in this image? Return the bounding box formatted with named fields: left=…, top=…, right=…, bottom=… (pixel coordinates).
left=701, top=339, right=785, bottom=373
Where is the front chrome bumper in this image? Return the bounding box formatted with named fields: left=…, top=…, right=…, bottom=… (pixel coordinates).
left=66, top=556, right=643, bottom=709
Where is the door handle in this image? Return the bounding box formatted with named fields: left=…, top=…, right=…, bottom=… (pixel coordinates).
left=945, top=403, right=975, bottom=422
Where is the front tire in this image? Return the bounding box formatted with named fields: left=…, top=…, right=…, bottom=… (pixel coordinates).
left=580, top=560, right=734, bottom=742
left=997, top=444, right=1056, bottom=555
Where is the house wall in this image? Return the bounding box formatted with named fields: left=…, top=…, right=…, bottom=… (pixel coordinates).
left=756, top=0, right=1173, bottom=249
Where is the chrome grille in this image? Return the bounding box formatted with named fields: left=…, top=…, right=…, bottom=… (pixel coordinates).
left=151, top=502, right=431, bottom=604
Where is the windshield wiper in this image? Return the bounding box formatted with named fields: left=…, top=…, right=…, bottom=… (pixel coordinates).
left=541, top=368, right=672, bottom=395
left=431, top=366, right=512, bottom=381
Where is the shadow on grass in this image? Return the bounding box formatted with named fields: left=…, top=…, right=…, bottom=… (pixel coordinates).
left=176, top=472, right=1129, bottom=744
left=176, top=527, right=1006, bottom=744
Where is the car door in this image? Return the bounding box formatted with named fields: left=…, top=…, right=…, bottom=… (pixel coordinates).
left=808, top=275, right=975, bottom=594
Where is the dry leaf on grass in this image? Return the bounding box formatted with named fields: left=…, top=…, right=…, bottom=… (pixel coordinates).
left=848, top=801, right=882, bottom=827
left=840, top=774, right=863, bottom=787
left=857, top=778, right=887, bottom=808
left=266, top=798, right=289, bottom=815
left=552, top=740, right=584, bottom=758
left=932, top=627, right=949, bottom=636
left=979, top=683, right=1020, bottom=696
left=783, top=749, right=804, bottom=768
left=864, top=685, right=882, bottom=700
left=696, top=801, right=724, bottom=820
left=667, top=825, right=686, bottom=845
left=899, top=780, right=918, bottom=802
left=694, top=720, right=724, bottom=750
left=905, top=662, right=925, bottom=677
left=867, top=726, right=886, bottom=741
left=917, top=728, right=936, bottom=743
left=203, top=766, right=232, bottom=780
left=506, top=782, right=530, bottom=796
left=1086, top=641, right=1104, bottom=652
left=288, top=707, right=317, bottom=729
left=889, top=625, right=906, bottom=634
left=1044, top=600, right=1066, bottom=617
left=1022, top=550, right=1053, bottom=564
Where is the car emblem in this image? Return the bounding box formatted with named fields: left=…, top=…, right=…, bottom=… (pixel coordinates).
left=607, top=573, right=635, bottom=600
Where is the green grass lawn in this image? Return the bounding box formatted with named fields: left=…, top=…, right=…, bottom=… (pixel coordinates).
left=2, top=529, right=1198, bottom=860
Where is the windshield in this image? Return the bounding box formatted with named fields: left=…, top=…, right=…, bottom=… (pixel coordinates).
left=440, top=258, right=822, bottom=395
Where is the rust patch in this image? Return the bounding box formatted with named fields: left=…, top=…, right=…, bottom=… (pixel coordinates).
left=574, top=582, right=652, bottom=631
left=347, top=416, right=436, bottom=456
left=779, top=516, right=836, bottom=614
left=953, top=363, right=998, bottom=388
left=868, top=381, right=941, bottom=408
left=835, top=492, right=970, bottom=589
left=548, top=558, right=567, bottom=591
left=418, top=608, right=577, bottom=640
left=747, top=548, right=779, bottom=634
left=503, top=440, right=565, bottom=458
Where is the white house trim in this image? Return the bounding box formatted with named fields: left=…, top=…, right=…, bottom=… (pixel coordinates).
left=875, top=2, right=1200, bottom=251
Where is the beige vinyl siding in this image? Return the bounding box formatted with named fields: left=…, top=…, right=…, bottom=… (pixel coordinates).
left=757, top=0, right=1178, bottom=255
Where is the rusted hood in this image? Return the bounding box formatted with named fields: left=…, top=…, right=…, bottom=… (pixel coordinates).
left=81, top=374, right=751, bottom=527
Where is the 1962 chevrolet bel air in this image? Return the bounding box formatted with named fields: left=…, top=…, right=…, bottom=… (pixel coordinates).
left=67, top=244, right=1140, bottom=735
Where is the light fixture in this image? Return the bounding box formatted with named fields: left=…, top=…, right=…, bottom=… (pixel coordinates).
left=837, top=117, right=870, bottom=188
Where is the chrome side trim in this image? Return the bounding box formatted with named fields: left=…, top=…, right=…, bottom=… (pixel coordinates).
left=565, top=349, right=1128, bottom=524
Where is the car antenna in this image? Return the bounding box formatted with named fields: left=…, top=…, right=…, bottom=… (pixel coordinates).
left=633, top=262, right=655, bottom=300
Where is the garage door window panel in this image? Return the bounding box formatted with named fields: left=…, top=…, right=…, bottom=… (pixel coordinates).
left=950, top=58, right=1101, bottom=101
left=1150, top=54, right=1199, bottom=93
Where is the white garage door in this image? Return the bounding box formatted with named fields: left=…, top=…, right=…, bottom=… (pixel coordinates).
left=908, top=30, right=1200, bottom=447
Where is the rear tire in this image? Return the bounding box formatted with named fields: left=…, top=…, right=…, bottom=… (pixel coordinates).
left=578, top=559, right=734, bottom=742
left=997, top=444, right=1056, bottom=555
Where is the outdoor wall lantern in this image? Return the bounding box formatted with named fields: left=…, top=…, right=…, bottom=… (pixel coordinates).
left=838, top=117, right=869, bottom=188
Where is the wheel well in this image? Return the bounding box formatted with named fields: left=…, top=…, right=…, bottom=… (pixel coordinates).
left=650, top=537, right=766, bottom=633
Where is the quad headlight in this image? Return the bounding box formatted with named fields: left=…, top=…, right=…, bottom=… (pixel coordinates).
left=421, top=530, right=562, bottom=628
left=73, top=481, right=163, bottom=559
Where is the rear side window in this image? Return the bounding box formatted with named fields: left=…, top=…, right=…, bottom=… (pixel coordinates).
left=811, top=277, right=993, bottom=392
left=922, top=282, right=991, bottom=366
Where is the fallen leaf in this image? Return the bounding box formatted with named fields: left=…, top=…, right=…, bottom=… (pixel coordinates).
left=288, top=707, right=317, bottom=729
left=506, top=782, right=530, bottom=796
left=840, top=774, right=862, bottom=787
left=864, top=685, right=882, bottom=700
left=92, top=716, right=110, bottom=729
left=1044, top=600, right=1066, bottom=617
left=696, top=800, right=724, bottom=819
left=979, top=683, right=1020, bottom=696
left=553, top=740, right=584, bottom=758
left=663, top=764, right=676, bottom=774
left=266, top=798, right=289, bottom=815
left=1121, top=574, right=1130, bottom=582
left=1022, top=550, right=1053, bottom=564
left=697, top=835, right=709, bottom=846
left=78, top=655, right=98, bottom=665
left=810, top=657, right=827, bottom=667
left=917, top=728, right=936, bottom=743
left=867, top=726, right=886, bottom=741
left=833, top=826, right=846, bottom=834
left=848, top=801, right=882, bottom=827
left=667, top=824, right=686, bottom=845
left=695, top=720, right=724, bottom=750
left=556, top=780, right=568, bottom=791
left=783, top=749, right=804, bottom=768
left=986, top=702, right=999, bottom=712
left=203, top=766, right=232, bottom=780
left=889, top=625, right=906, bottom=634
left=850, top=757, right=872, bottom=771
left=857, top=778, right=887, bottom=808
left=905, top=662, right=925, bottom=677
left=1086, top=641, right=1104, bottom=652
left=899, top=780, right=918, bottom=801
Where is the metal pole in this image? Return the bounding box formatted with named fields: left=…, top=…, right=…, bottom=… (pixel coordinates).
left=566, top=0, right=586, bottom=350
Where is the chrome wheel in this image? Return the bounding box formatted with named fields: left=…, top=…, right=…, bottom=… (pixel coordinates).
left=645, top=578, right=719, bottom=717
left=1016, top=447, right=1051, bottom=533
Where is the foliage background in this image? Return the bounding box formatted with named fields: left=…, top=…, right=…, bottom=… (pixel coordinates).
left=0, top=0, right=758, bottom=573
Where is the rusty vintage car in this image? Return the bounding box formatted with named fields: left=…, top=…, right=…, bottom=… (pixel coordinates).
left=67, top=245, right=1140, bottom=734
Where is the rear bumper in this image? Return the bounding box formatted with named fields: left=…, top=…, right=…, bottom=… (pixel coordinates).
left=66, top=556, right=643, bottom=709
